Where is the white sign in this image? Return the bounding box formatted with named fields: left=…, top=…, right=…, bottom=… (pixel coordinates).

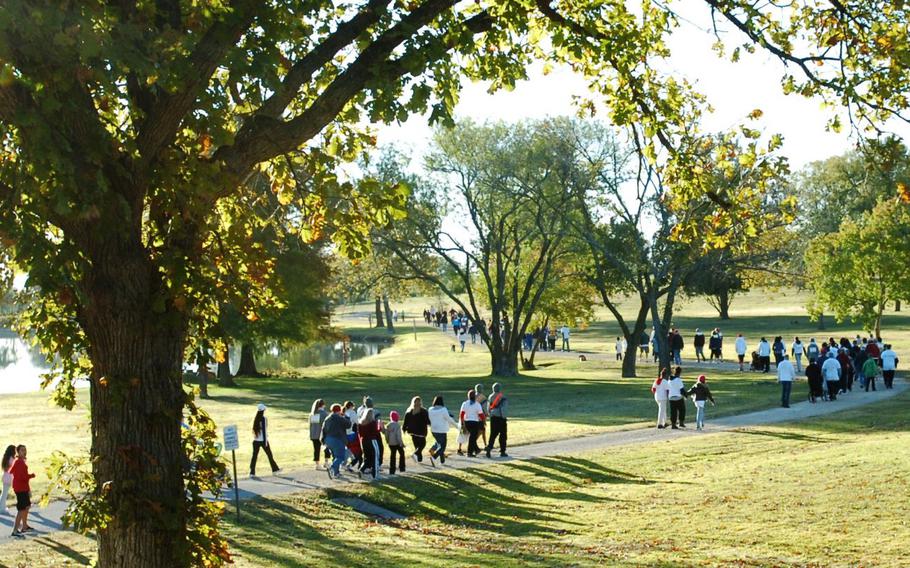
left=223, top=424, right=239, bottom=452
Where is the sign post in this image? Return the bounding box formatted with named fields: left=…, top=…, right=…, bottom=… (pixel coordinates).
left=222, top=424, right=240, bottom=521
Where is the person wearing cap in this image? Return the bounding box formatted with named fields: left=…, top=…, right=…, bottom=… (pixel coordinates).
left=685, top=375, right=715, bottom=430
left=777, top=354, right=795, bottom=408
left=250, top=403, right=280, bottom=476
left=321, top=404, right=351, bottom=479
left=880, top=344, right=898, bottom=389
left=384, top=411, right=406, bottom=474
left=484, top=383, right=508, bottom=458
left=651, top=368, right=670, bottom=429
left=821, top=351, right=841, bottom=400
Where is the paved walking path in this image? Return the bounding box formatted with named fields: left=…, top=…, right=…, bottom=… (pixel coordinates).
left=1, top=376, right=903, bottom=544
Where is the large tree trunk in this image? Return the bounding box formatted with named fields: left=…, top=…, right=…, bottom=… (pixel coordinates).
left=621, top=302, right=650, bottom=378
left=235, top=342, right=261, bottom=377
left=491, top=348, right=519, bottom=377
left=82, top=242, right=188, bottom=567
left=382, top=293, right=394, bottom=332
left=216, top=346, right=236, bottom=387
left=374, top=296, right=384, bottom=328
left=715, top=288, right=731, bottom=320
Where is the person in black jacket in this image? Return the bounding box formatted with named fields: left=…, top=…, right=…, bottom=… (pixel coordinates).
left=402, top=396, right=431, bottom=464
left=670, top=329, right=684, bottom=365
left=693, top=329, right=706, bottom=362
left=685, top=375, right=715, bottom=430
left=805, top=360, right=824, bottom=402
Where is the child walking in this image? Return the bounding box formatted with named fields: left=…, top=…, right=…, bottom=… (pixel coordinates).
left=10, top=445, right=35, bottom=538
left=385, top=411, right=406, bottom=475
left=686, top=375, right=716, bottom=430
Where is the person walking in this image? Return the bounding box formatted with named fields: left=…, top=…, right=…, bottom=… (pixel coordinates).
left=821, top=352, right=842, bottom=401
left=249, top=403, right=280, bottom=476
left=757, top=337, right=772, bottom=373
left=667, top=367, right=687, bottom=428
left=693, top=329, right=706, bottom=363
left=805, top=359, right=824, bottom=403
left=484, top=383, right=509, bottom=458
left=651, top=368, right=670, bottom=429
left=428, top=396, right=459, bottom=466
left=671, top=329, right=684, bottom=365
left=9, top=445, right=35, bottom=538
left=639, top=330, right=650, bottom=361
left=685, top=375, right=715, bottom=430
left=735, top=334, right=747, bottom=371
left=384, top=411, right=406, bottom=475
left=459, top=327, right=467, bottom=352
left=459, top=390, right=486, bottom=457
left=561, top=325, right=571, bottom=352
left=321, top=404, right=351, bottom=479
left=309, top=399, right=330, bottom=470
left=357, top=408, right=382, bottom=479
left=1, top=445, right=14, bottom=515
left=403, top=396, right=431, bottom=464
left=615, top=337, right=624, bottom=361
left=862, top=354, right=880, bottom=392
left=880, top=344, right=898, bottom=389
left=806, top=338, right=820, bottom=364
left=708, top=330, right=723, bottom=363
left=791, top=337, right=805, bottom=372
left=777, top=354, right=795, bottom=408
left=475, top=383, right=490, bottom=450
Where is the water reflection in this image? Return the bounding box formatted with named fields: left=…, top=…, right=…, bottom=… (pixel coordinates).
left=252, top=341, right=387, bottom=371
left=0, top=328, right=53, bottom=394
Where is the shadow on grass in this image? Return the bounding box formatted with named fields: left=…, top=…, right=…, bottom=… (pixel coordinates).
left=735, top=428, right=830, bottom=444
left=27, top=536, right=92, bottom=565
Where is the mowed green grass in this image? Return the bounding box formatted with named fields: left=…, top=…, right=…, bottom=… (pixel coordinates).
left=5, top=386, right=908, bottom=567
left=3, top=289, right=908, bottom=498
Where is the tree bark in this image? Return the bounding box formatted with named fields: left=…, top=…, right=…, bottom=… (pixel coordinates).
left=621, top=302, right=650, bottom=378
left=81, top=241, right=189, bottom=567
left=216, top=347, right=236, bottom=387
left=491, top=348, right=519, bottom=377
left=374, top=296, right=384, bottom=328
left=235, top=342, right=261, bottom=377
left=382, top=293, right=394, bottom=332
left=715, top=288, right=731, bottom=320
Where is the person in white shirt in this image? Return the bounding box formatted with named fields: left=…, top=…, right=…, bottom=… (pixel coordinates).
left=667, top=367, right=687, bottom=429
left=821, top=352, right=842, bottom=400
left=651, top=369, right=670, bottom=429
left=427, top=396, right=459, bottom=465
left=459, top=390, right=486, bottom=457
left=791, top=337, right=805, bottom=372
left=777, top=354, right=796, bottom=408
left=561, top=325, right=571, bottom=352
left=880, top=344, right=899, bottom=389
left=735, top=334, right=747, bottom=371
left=615, top=337, right=625, bottom=361
left=757, top=338, right=772, bottom=373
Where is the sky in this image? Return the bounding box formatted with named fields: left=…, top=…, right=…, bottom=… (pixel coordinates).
left=375, top=4, right=909, bottom=172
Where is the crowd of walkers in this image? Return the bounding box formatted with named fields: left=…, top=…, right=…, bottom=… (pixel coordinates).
left=423, top=306, right=572, bottom=353
left=2, top=444, right=36, bottom=538
left=249, top=383, right=509, bottom=481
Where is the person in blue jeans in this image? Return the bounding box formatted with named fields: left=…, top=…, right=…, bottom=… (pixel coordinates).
left=427, top=396, right=458, bottom=466
left=321, top=404, right=352, bottom=479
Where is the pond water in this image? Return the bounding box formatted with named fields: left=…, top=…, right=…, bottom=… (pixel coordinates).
left=0, top=327, right=389, bottom=393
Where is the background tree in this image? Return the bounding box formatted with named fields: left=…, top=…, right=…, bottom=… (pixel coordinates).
left=806, top=198, right=910, bottom=337
left=384, top=119, right=595, bottom=376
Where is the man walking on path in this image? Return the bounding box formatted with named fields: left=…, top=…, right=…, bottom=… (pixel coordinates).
left=862, top=354, right=880, bottom=392
left=777, top=354, right=795, bottom=408
left=880, top=344, right=898, bottom=389
left=485, top=383, right=509, bottom=458
left=757, top=337, right=772, bottom=373
left=561, top=325, right=571, bottom=352
left=735, top=334, right=747, bottom=371
left=821, top=352, right=842, bottom=401
left=667, top=367, right=687, bottom=429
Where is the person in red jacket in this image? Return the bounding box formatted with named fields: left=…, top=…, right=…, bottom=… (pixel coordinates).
left=10, top=445, right=35, bottom=538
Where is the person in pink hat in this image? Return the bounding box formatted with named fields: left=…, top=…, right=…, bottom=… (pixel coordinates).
left=384, top=411, right=406, bottom=475
left=685, top=375, right=716, bottom=430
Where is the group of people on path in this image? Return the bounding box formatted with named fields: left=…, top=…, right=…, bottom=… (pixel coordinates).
left=424, top=306, right=572, bottom=354
left=651, top=368, right=717, bottom=430
left=250, top=383, right=509, bottom=481
left=2, top=444, right=36, bottom=538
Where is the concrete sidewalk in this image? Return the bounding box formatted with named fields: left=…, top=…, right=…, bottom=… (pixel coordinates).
left=1, top=377, right=903, bottom=543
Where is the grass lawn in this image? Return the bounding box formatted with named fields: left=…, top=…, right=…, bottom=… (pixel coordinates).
left=3, top=289, right=908, bottom=498
left=4, top=385, right=907, bottom=567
